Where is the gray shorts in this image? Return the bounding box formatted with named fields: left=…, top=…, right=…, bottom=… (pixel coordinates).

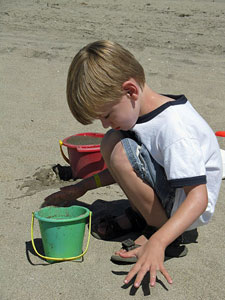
left=120, top=131, right=175, bottom=217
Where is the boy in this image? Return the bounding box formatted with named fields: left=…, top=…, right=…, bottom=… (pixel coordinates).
left=45, top=40, right=222, bottom=288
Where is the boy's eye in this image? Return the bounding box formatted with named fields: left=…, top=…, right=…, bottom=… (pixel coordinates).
left=104, top=113, right=110, bottom=119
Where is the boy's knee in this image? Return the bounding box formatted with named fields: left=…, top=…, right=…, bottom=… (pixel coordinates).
left=101, top=129, right=124, bottom=163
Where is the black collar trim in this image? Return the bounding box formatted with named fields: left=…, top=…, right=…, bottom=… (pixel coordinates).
left=136, top=94, right=187, bottom=124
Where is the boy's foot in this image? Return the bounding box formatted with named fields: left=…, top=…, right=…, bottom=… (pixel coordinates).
left=91, top=214, right=132, bottom=240
left=111, top=232, right=188, bottom=264
left=113, top=226, right=157, bottom=258
left=114, top=234, right=148, bottom=257
left=177, top=228, right=198, bottom=244
left=91, top=205, right=198, bottom=243
left=91, top=207, right=146, bottom=240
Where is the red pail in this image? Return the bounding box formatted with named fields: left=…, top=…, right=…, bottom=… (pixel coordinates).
left=59, top=132, right=107, bottom=179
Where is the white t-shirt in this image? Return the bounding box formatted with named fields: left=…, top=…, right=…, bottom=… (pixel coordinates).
left=131, top=95, right=222, bottom=230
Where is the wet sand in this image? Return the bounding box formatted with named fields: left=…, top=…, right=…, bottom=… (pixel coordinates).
left=66, top=135, right=103, bottom=146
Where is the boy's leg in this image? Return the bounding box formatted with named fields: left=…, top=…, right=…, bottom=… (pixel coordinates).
left=101, top=130, right=168, bottom=229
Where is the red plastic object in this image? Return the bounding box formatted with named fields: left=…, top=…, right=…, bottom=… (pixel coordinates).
left=215, top=131, right=225, bottom=137
left=61, top=132, right=107, bottom=179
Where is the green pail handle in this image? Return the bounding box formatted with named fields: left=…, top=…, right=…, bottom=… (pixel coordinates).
left=31, top=210, right=92, bottom=262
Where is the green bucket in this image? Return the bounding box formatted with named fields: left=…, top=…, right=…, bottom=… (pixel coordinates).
left=31, top=205, right=92, bottom=263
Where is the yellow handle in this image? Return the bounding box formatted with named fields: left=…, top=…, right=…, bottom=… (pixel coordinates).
left=59, top=140, right=70, bottom=164
left=31, top=211, right=92, bottom=262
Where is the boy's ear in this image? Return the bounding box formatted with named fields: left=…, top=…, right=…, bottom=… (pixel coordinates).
left=122, top=80, right=139, bottom=100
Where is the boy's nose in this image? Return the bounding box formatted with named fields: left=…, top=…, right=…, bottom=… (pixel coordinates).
left=100, top=118, right=110, bottom=129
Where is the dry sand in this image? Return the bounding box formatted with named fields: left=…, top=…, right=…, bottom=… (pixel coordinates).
left=0, top=0, right=225, bottom=299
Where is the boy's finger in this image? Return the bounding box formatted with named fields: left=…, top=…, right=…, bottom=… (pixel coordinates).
left=160, top=267, right=173, bottom=284
left=149, top=267, right=157, bottom=287
left=150, top=273, right=157, bottom=287
left=124, top=262, right=141, bottom=285
left=133, top=266, right=149, bottom=288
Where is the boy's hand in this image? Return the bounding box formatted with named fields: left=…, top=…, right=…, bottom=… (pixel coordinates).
left=43, top=182, right=87, bottom=207
left=120, top=236, right=172, bottom=288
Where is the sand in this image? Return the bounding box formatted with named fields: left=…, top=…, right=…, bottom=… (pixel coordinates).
left=0, top=0, right=225, bottom=299
left=66, top=135, right=103, bottom=146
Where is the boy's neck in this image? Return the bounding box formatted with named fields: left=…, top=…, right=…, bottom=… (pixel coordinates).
left=139, top=84, right=174, bottom=117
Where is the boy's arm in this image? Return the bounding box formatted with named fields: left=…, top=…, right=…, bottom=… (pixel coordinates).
left=155, top=183, right=208, bottom=250
left=123, top=183, right=208, bottom=287
left=44, top=168, right=115, bottom=206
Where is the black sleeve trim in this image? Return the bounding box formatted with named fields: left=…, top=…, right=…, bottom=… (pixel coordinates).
left=169, top=175, right=207, bottom=188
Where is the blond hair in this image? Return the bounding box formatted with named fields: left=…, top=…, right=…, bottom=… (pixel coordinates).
left=67, top=40, right=145, bottom=124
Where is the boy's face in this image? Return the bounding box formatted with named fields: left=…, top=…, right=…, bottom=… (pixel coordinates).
left=98, top=92, right=141, bottom=131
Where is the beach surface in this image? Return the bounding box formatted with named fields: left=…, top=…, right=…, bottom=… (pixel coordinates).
left=0, top=0, right=225, bottom=299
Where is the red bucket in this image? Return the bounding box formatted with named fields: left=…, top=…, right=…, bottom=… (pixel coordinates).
left=59, top=132, right=107, bottom=179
